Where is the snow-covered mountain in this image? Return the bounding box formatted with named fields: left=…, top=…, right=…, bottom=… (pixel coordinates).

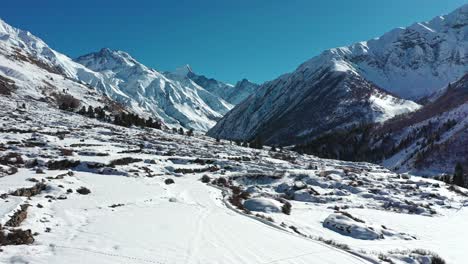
left=308, top=4, right=468, bottom=100
left=75, top=49, right=234, bottom=131
left=294, top=73, right=468, bottom=176
left=0, top=17, right=251, bottom=131
left=168, top=64, right=259, bottom=105
left=0, top=18, right=116, bottom=111
left=208, top=59, right=420, bottom=145
left=208, top=4, right=468, bottom=145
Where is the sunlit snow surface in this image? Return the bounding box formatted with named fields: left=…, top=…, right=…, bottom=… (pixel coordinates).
left=0, top=98, right=467, bottom=264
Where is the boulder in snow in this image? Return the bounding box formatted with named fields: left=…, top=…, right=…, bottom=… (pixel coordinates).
left=243, top=198, right=282, bottom=213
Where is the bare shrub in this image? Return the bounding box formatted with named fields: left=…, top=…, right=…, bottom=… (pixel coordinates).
left=109, top=157, right=142, bottom=167
left=281, top=201, right=292, bottom=215
left=316, top=236, right=350, bottom=250
left=255, top=213, right=274, bottom=222
left=387, top=249, right=446, bottom=264
left=164, top=178, right=175, bottom=185
left=200, top=175, right=211, bottom=183
left=60, top=148, right=74, bottom=156
left=0, top=75, right=16, bottom=95
left=76, top=187, right=91, bottom=195
left=228, top=186, right=250, bottom=211
left=55, top=93, right=81, bottom=111
left=212, top=177, right=228, bottom=187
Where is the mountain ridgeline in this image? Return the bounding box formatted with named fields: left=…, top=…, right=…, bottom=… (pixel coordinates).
left=208, top=4, right=468, bottom=146
left=207, top=4, right=468, bottom=175
left=0, top=18, right=258, bottom=132
left=1, top=4, right=468, bottom=177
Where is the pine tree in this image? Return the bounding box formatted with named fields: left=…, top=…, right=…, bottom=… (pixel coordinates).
left=178, top=127, right=184, bottom=135
left=87, top=106, right=95, bottom=118
left=249, top=136, right=263, bottom=149
left=95, top=107, right=106, bottom=120
left=187, top=128, right=194, bottom=137
left=78, top=106, right=86, bottom=115
left=453, top=162, right=465, bottom=187
left=113, top=115, right=122, bottom=126
left=146, top=117, right=154, bottom=128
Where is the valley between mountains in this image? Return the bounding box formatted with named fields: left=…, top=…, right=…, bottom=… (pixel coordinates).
left=0, top=3, right=468, bottom=264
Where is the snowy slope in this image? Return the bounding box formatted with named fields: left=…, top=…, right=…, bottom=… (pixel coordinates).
left=299, top=4, right=468, bottom=100
left=292, top=73, right=468, bottom=176
left=378, top=73, right=468, bottom=175
left=76, top=49, right=233, bottom=131
left=208, top=4, right=468, bottom=145
left=208, top=67, right=419, bottom=145
left=0, top=18, right=120, bottom=98
left=1, top=96, right=466, bottom=263
left=0, top=22, right=115, bottom=112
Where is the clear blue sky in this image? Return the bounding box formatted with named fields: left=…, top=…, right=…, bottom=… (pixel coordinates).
left=1, top=0, right=466, bottom=84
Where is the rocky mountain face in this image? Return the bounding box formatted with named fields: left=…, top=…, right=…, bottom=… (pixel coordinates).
left=75, top=49, right=235, bottom=131
left=294, top=73, right=468, bottom=176
left=169, top=64, right=259, bottom=105
left=208, top=59, right=420, bottom=146
left=208, top=4, right=468, bottom=146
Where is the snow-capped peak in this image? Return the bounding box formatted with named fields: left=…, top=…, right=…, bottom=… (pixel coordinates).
left=173, top=64, right=194, bottom=77
left=0, top=18, right=14, bottom=34
left=76, top=48, right=144, bottom=72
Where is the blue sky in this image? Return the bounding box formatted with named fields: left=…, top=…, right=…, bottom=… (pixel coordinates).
left=1, top=0, right=466, bottom=84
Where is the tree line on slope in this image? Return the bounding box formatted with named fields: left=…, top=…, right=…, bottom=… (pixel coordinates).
left=292, top=120, right=466, bottom=187
left=55, top=92, right=162, bottom=129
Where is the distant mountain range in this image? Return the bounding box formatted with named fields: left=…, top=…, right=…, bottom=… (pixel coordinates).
left=1, top=4, right=467, bottom=176
left=208, top=4, right=468, bottom=147
left=0, top=19, right=257, bottom=131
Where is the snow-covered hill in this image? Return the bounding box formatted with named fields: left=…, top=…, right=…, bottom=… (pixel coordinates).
left=208, top=4, right=468, bottom=145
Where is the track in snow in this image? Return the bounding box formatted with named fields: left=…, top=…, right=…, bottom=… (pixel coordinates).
left=26, top=173, right=372, bottom=264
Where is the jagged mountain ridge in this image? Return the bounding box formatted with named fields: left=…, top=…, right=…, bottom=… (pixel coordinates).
left=75, top=49, right=234, bottom=131
left=208, top=4, right=468, bottom=145
left=304, top=4, right=468, bottom=100
left=0, top=18, right=256, bottom=131
left=172, top=65, right=259, bottom=105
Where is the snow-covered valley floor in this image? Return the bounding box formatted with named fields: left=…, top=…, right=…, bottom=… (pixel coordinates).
left=1, top=98, right=467, bottom=264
